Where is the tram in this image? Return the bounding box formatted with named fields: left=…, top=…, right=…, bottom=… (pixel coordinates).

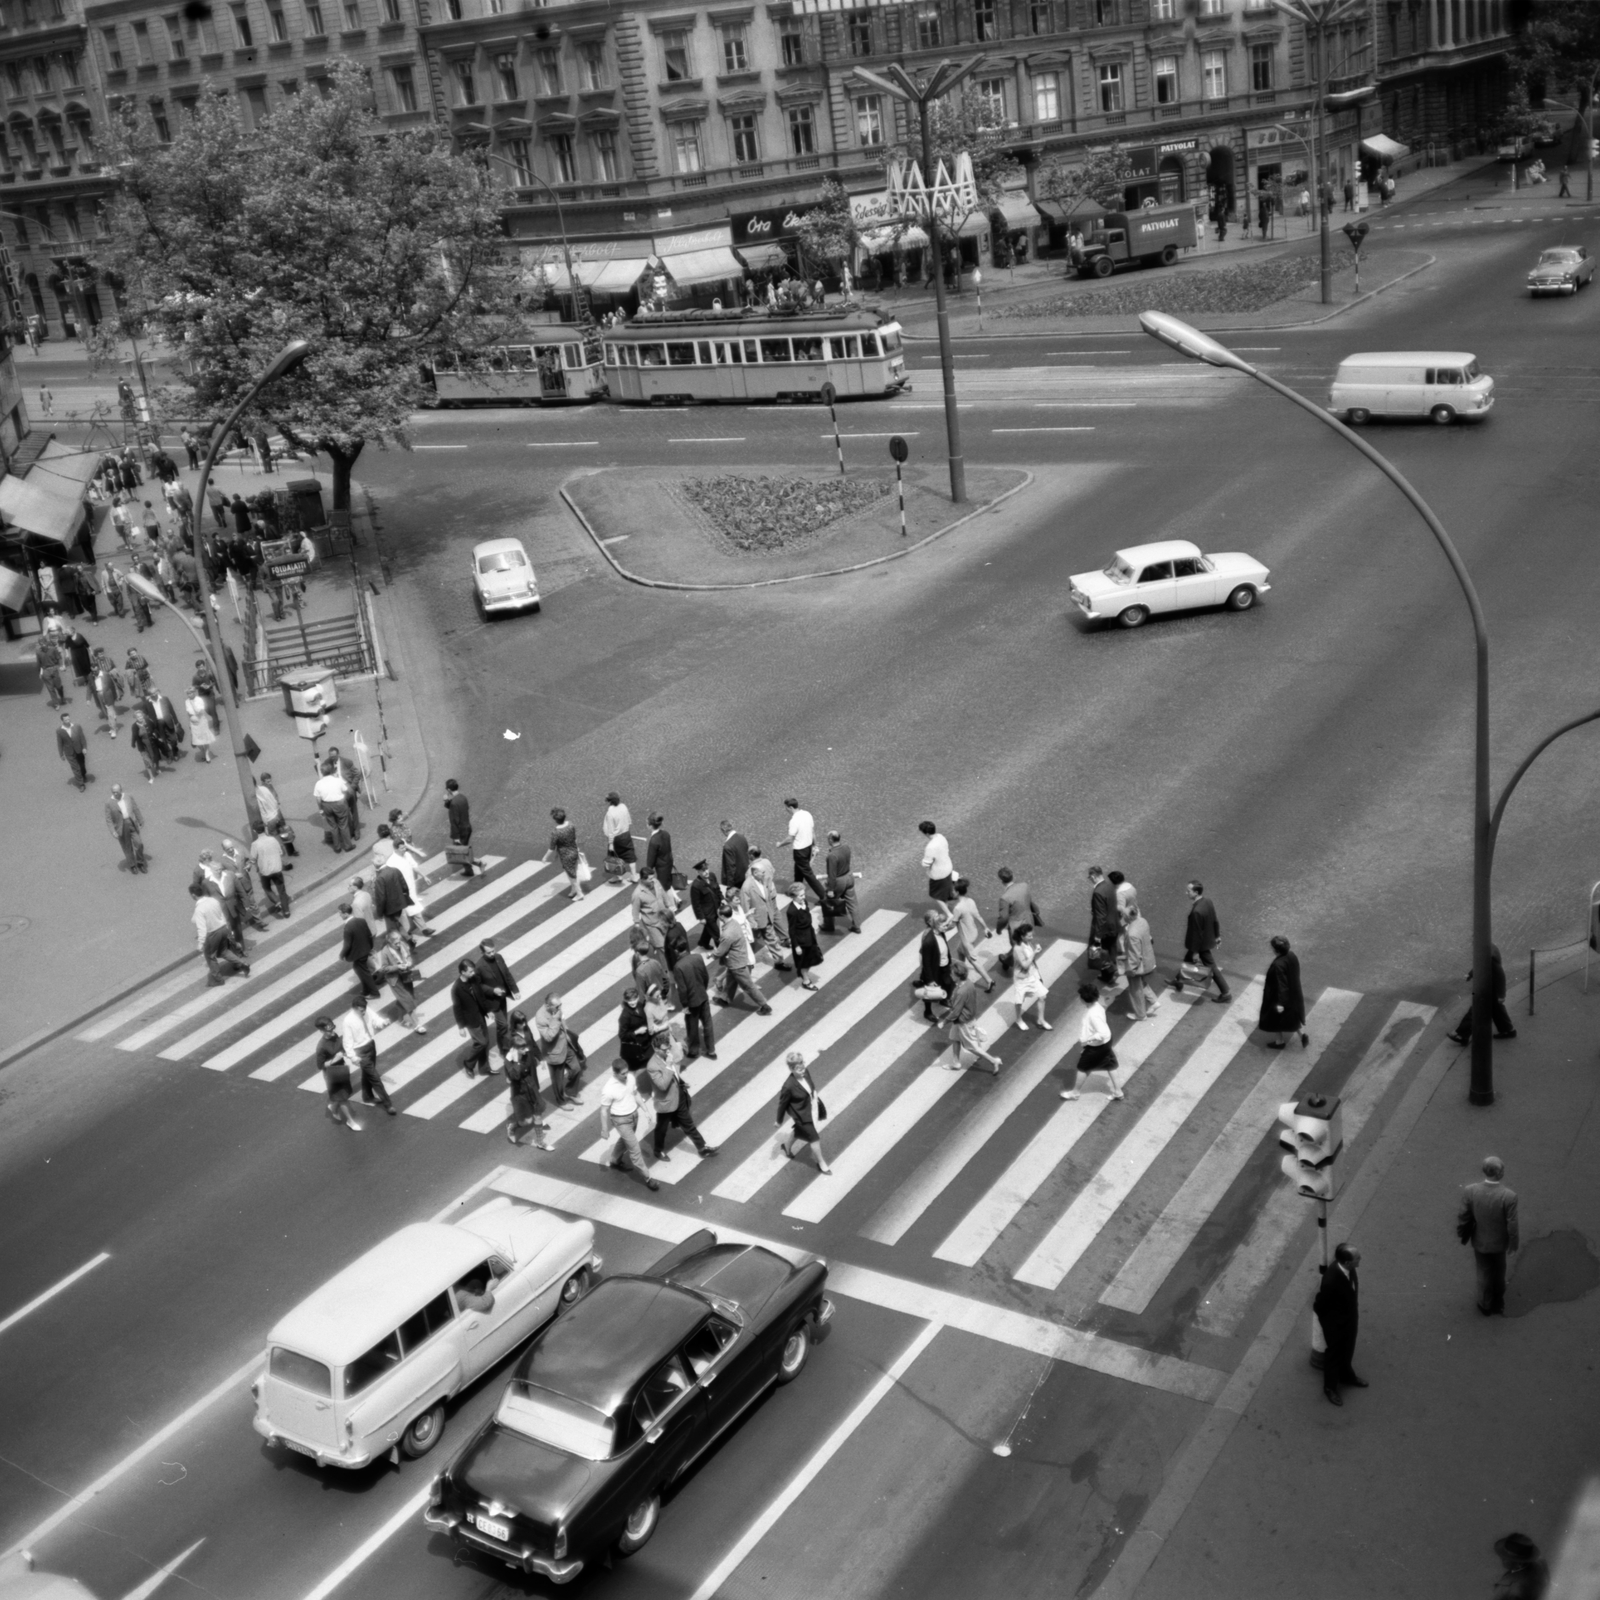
left=430, top=327, right=604, bottom=405
left=602, top=304, right=908, bottom=405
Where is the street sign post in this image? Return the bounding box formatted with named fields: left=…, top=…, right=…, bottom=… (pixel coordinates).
left=821, top=381, right=844, bottom=477
left=889, top=435, right=909, bottom=538
left=1342, top=220, right=1369, bottom=294
left=973, top=267, right=983, bottom=330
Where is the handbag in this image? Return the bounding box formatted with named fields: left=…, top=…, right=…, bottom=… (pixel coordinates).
left=671, top=870, right=687, bottom=892
left=576, top=851, right=593, bottom=885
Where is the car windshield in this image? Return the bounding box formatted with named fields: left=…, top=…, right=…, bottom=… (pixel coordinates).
left=478, top=550, right=527, bottom=574
left=497, top=1383, right=616, bottom=1461
left=1538, top=251, right=1576, bottom=266
left=1462, top=359, right=1480, bottom=380
left=1101, top=559, right=1134, bottom=584
left=269, top=1346, right=332, bottom=1397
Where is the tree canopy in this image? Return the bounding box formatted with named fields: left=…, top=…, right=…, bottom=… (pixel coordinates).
left=793, top=179, right=861, bottom=276
left=93, top=58, right=515, bottom=508
left=1037, top=143, right=1139, bottom=220
left=1512, top=0, right=1600, bottom=167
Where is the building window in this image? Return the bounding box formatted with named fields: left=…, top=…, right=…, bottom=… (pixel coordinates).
left=1150, top=0, right=1173, bottom=16
left=1154, top=54, right=1178, bottom=104
left=1250, top=43, right=1273, bottom=92
left=281, top=77, right=298, bottom=94
left=242, top=84, right=269, bottom=126
left=342, top=0, right=362, bottom=30
left=1097, top=62, right=1123, bottom=113
left=232, top=7, right=253, bottom=47
left=443, top=0, right=459, bottom=15
left=779, top=21, right=803, bottom=65
left=1202, top=48, right=1226, bottom=99
left=854, top=92, right=882, bottom=145
left=6, top=62, right=23, bottom=96
left=719, top=23, right=748, bottom=73
left=591, top=127, right=617, bottom=180
left=150, top=98, right=171, bottom=141
left=503, top=137, right=532, bottom=183
left=382, top=0, right=402, bottom=19
left=534, top=46, right=560, bottom=93
left=1031, top=70, right=1059, bottom=121
left=62, top=48, right=83, bottom=84
left=915, top=5, right=940, bottom=49
left=579, top=42, right=605, bottom=89
left=976, top=76, right=1006, bottom=125
left=32, top=55, right=50, bottom=91
left=452, top=58, right=478, bottom=104
left=304, top=2, right=325, bottom=36
left=197, top=12, right=218, bottom=49
left=1029, top=1, right=1052, bottom=34
left=62, top=201, right=81, bottom=241
left=729, top=111, right=758, bottom=162
left=493, top=52, right=518, bottom=98
left=549, top=130, right=576, bottom=182
left=1198, top=0, right=1224, bottom=13
left=788, top=102, right=814, bottom=153
left=269, top=5, right=287, bottom=42
left=846, top=10, right=871, bottom=55
left=166, top=17, right=186, bottom=58
left=672, top=119, right=702, bottom=172
left=659, top=28, right=692, bottom=82
left=133, top=21, right=154, bottom=63
left=486, top=0, right=504, bottom=12
left=390, top=63, right=416, bottom=110
left=101, top=27, right=122, bottom=69
left=973, top=0, right=997, bottom=41
left=1095, top=0, right=1120, bottom=22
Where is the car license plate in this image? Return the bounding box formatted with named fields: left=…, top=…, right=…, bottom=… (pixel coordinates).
left=282, top=1438, right=317, bottom=1459
left=471, top=1512, right=511, bottom=1542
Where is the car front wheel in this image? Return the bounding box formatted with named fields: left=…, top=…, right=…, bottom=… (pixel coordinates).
left=1226, top=585, right=1257, bottom=612
left=400, top=1402, right=445, bottom=1460
left=558, top=1267, right=591, bottom=1310
left=777, top=1322, right=811, bottom=1384
left=617, top=1493, right=661, bottom=1556
left=1117, top=605, right=1149, bottom=630
left=1092, top=256, right=1114, bottom=278
left=1430, top=404, right=1456, bottom=425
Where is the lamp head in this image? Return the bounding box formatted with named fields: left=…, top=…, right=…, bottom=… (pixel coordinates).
left=262, top=339, right=311, bottom=385
left=1138, top=312, right=1254, bottom=374
left=121, top=569, right=162, bottom=602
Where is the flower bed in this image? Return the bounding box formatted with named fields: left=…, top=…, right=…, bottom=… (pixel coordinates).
left=680, top=474, right=891, bottom=553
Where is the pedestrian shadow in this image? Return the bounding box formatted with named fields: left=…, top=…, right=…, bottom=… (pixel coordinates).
left=1505, top=1228, right=1600, bottom=1317
left=174, top=814, right=236, bottom=832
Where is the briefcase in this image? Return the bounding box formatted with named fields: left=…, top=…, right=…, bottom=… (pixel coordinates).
left=446, top=844, right=475, bottom=873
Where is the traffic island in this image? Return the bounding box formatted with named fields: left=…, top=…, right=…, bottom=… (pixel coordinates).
left=563, top=462, right=1029, bottom=589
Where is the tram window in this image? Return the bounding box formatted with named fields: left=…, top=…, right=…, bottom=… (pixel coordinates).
left=509, top=347, right=536, bottom=371
left=792, top=335, right=822, bottom=362
left=666, top=342, right=697, bottom=366
left=488, top=348, right=509, bottom=371
left=563, top=345, right=583, bottom=368
left=879, top=326, right=902, bottom=353
left=697, top=341, right=715, bottom=364
left=724, top=341, right=743, bottom=364
left=638, top=344, right=666, bottom=366
left=604, top=344, right=619, bottom=366
left=742, top=339, right=759, bottom=362
left=759, top=338, right=792, bottom=363
left=434, top=354, right=458, bottom=374
left=845, top=335, right=862, bottom=359
left=532, top=347, right=556, bottom=370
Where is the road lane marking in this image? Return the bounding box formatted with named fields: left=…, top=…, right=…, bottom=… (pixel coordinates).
left=683, top=1319, right=944, bottom=1600
left=1047, top=350, right=1132, bottom=355
left=1099, top=988, right=1362, bottom=1313
left=0, top=1252, right=111, bottom=1336
left=1230, top=347, right=1282, bottom=352
left=413, top=444, right=469, bottom=450
left=668, top=436, right=747, bottom=442
left=822, top=431, right=922, bottom=438
left=526, top=441, right=598, bottom=447
left=1032, top=401, right=1136, bottom=408
left=1014, top=979, right=1266, bottom=1291
left=296, top=1486, right=435, bottom=1600
left=122, top=1538, right=205, bottom=1600
left=991, top=426, right=1094, bottom=433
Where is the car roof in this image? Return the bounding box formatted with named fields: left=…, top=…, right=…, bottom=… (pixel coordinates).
left=1114, top=540, right=1203, bottom=565
left=268, top=1223, right=489, bottom=1365
left=472, top=538, right=530, bottom=557
left=1539, top=246, right=1581, bottom=255
left=1338, top=351, right=1476, bottom=366
left=516, top=1278, right=709, bottom=1413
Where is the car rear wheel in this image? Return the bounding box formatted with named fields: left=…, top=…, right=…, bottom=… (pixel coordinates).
left=617, top=1493, right=661, bottom=1556
left=1092, top=256, right=1114, bottom=278
left=1160, top=245, right=1178, bottom=266
left=1117, top=605, right=1149, bottom=630
left=777, top=1322, right=810, bottom=1384
left=1226, top=585, right=1257, bottom=612
left=1430, top=404, right=1456, bottom=425
left=558, top=1267, right=591, bottom=1310
left=1346, top=407, right=1370, bottom=425
left=400, top=1403, right=445, bottom=1460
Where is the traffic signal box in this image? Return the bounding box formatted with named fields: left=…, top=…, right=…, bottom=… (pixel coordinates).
left=1278, top=1094, right=1344, bottom=1201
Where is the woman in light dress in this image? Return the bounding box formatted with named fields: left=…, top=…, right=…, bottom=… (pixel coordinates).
left=544, top=806, right=585, bottom=900
left=1064, top=980, right=1125, bottom=1102
left=184, top=685, right=217, bottom=761
left=1011, top=925, right=1052, bottom=1031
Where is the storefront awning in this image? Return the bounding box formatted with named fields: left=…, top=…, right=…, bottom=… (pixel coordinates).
left=736, top=241, right=789, bottom=270
left=996, top=193, right=1044, bottom=230
left=1360, top=134, right=1409, bottom=162
left=588, top=256, right=652, bottom=293
left=660, top=245, right=745, bottom=285
left=861, top=223, right=929, bottom=252
left=0, top=472, right=82, bottom=546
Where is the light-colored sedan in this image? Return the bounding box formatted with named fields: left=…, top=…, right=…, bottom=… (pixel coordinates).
left=1069, top=539, right=1271, bottom=630
left=1527, top=246, right=1594, bottom=296
left=472, top=537, right=540, bottom=616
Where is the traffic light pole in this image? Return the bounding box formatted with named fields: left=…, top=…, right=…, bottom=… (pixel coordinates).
left=918, top=97, right=967, bottom=505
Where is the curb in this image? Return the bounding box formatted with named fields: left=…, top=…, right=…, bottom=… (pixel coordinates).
left=560, top=468, right=1034, bottom=592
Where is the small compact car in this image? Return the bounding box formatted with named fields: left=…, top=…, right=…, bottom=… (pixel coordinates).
left=425, top=1230, right=834, bottom=1584
left=472, top=537, right=540, bottom=616
left=253, top=1199, right=599, bottom=1470
left=1496, top=134, right=1533, bottom=161
left=1069, top=539, right=1270, bottom=630
left=1527, top=246, right=1594, bottom=295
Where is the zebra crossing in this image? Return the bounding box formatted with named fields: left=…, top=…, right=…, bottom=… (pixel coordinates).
left=82, top=852, right=1436, bottom=1333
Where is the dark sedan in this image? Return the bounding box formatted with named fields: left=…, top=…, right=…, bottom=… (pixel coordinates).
left=424, top=1230, right=833, bottom=1583
left=1527, top=246, right=1594, bottom=296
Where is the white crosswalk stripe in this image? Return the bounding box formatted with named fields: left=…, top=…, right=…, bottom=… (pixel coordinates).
left=82, top=851, right=1439, bottom=1345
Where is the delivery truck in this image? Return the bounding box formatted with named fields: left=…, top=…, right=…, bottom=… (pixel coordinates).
left=1075, top=203, right=1197, bottom=277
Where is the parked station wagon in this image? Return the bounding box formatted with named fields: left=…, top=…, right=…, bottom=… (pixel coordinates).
left=1069, top=539, right=1271, bottom=630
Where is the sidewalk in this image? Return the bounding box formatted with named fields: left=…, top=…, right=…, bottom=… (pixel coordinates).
left=0, top=460, right=430, bottom=1062
left=1121, top=952, right=1600, bottom=1600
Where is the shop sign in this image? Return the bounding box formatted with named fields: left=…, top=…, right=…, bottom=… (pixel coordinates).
left=1246, top=123, right=1305, bottom=149
left=729, top=205, right=812, bottom=242
left=653, top=224, right=733, bottom=256
left=1128, top=145, right=1158, bottom=177
left=517, top=240, right=637, bottom=268
left=1158, top=137, right=1199, bottom=157
left=849, top=189, right=900, bottom=225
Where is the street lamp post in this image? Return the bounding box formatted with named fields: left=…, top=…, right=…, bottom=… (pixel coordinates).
left=484, top=153, right=588, bottom=337
left=1140, top=311, right=1497, bottom=1104
left=851, top=57, right=985, bottom=505
left=191, top=338, right=312, bottom=836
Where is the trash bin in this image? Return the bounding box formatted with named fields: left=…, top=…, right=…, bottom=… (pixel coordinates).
left=286, top=477, right=326, bottom=534
left=279, top=665, right=339, bottom=717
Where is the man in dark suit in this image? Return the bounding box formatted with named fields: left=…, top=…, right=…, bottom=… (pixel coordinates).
left=996, top=867, right=1043, bottom=943
left=56, top=711, right=89, bottom=789
left=1446, top=944, right=1517, bottom=1043
left=339, top=902, right=384, bottom=998
left=689, top=859, right=722, bottom=950
left=1086, top=865, right=1118, bottom=952
left=443, top=778, right=482, bottom=874
left=719, top=820, right=750, bottom=891
left=645, top=811, right=675, bottom=898
left=672, top=946, right=716, bottom=1061
left=1459, top=1155, right=1519, bottom=1315
left=451, top=959, right=493, bottom=1077
left=474, top=938, right=520, bottom=1058
left=1313, top=1242, right=1365, bottom=1405
left=825, top=830, right=860, bottom=934
left=1172, top=879, right=1231, bottom=1002
left=104, top=784, right=147, bottom=871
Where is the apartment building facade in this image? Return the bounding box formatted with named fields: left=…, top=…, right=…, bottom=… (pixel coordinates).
left=1372, top=0, right=1515, bottom=157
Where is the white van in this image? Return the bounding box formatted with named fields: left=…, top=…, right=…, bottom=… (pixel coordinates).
left=252, top=1199, right=599, bottom=1469
left=1329, top=351, right=1494, bottom=425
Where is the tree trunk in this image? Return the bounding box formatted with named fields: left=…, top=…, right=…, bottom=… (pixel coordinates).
left=323, top=439, right=365, bottom=513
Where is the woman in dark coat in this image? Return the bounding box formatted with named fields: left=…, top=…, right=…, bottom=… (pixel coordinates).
left=774, top=1050, right=831, bottom=1173
left=617, top=985, right=654, bottom=1070
left=1260, top=934, right=1308, bottom=1049
left=916, top=908, right=953, bottom=1021
left=785, top=884, right=822, bottom=992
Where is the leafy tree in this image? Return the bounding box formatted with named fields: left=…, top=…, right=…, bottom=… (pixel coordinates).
left=1512, top=0, right=1600, bottom=192
left=1037, top=142, right=1139, bottom=221
left=793, top=178, right=861, bottom=279
left=92, top=58, right=515, bottom=510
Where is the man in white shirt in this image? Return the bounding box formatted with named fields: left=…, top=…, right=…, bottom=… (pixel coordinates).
left=603, top=791, right=639, bottom=882
left=599, top=1058, right=659, bottom=1189
left=349, top=874, right=382, bottom=939
left=780, top=797, right=827, bottom=905
left=919, top=819, right=955, bottom=903
left=340, top=995, right=394, bottom=1114
left=249, top=823, right=291, bottom=917
left=313, top=763, right=355, bottom=853
left=192, top=892, right=247, bottom=986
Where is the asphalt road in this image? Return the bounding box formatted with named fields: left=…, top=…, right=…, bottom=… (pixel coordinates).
left=3, top=179, right=1598, bottom=1600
